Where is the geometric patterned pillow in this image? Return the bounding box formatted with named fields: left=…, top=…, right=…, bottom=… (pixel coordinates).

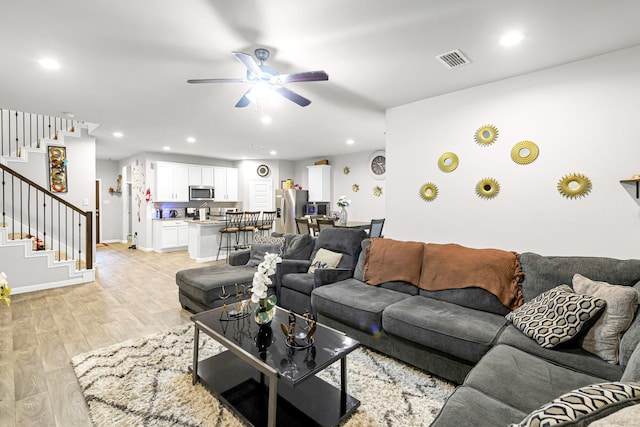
left=253, top=235, right=285, bottom=246
left=510, top=382, right=640, bottom=427
left=506, top=285, right=606, bottom=349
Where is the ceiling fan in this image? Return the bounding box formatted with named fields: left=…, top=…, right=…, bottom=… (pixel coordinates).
left=187, top=48, right=329, bottom=108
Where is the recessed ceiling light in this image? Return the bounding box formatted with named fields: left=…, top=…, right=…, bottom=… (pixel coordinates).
left=39, top=57, right=60, bottom=70
left=261, top=115, right=272, bottom=125
left=113, top=131, right=123, bottom=138
left=186, top=137, right=196, bottom=143
left=163, top=146, right=171, bottom=151
left=346, top=139, right=355, bottom=145
left=269, top=150, right=277, bottom=155
left=500, top=31, right=525, bottom=47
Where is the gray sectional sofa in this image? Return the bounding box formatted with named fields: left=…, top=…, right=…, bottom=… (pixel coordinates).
left=311, top=239, right=640, bottom=426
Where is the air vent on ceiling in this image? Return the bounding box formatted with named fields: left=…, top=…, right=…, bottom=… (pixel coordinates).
left=436, top=49, right=471, bottom=69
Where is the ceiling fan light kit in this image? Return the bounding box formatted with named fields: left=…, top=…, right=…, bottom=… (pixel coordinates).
left=187, top=48, right=328, bottom=110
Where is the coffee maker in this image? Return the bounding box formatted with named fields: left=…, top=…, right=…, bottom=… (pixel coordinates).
left=186, top=207, right=210, bottom=220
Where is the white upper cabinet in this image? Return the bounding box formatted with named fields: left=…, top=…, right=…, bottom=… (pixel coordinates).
left=214, top=167, right=239, bottom=201
left=155, top=162, right=189, bottom=202
left=308, top=165, right=331, bottom=202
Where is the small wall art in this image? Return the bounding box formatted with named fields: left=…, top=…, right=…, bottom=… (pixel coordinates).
left=48, top=145, right=67, bottom=193
left=475, top=177, right=500, bottom=199
left=352, top=184, right=359, bottom=192
left=373, top=186, right=383, bottom=197
left=438, top=152, right=459, bottom=173
left=511, top=141, right=539, bottom=165
left=557, top=173, right=592, bottom=199
left=419, top=182, right=438, bottom=202
left=475, top=124, right=499, bottom=146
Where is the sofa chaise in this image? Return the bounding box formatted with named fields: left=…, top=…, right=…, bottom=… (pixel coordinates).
left=310, top=238, right=640, bottom=426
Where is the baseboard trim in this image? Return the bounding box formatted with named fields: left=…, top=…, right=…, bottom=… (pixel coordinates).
left=11, top=270, right=95, bottom=295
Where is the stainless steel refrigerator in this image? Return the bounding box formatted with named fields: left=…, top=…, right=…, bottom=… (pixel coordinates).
left=275, top=189, right=308, bottom=234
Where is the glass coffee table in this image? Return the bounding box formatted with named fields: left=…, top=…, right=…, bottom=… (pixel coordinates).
left=191, top=305, right=360, bottom=427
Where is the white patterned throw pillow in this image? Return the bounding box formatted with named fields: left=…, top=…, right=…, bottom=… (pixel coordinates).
left=511, top=382, right=640, bottom=427
left=506, top=285, right=606, bottom=349
left=308, top=248, right=343, bottom=274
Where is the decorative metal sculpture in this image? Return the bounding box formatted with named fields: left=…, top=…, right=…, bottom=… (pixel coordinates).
left=221, top=283, right=250, bottom=320
left=475, top=124, right=499, bottom=146
left=557, top=173, right=592, bottom=199
left=419, top=182, right=438, bottom=202
left=511, top=141, right=539, bottom=165
left=352, top=183, right=359, bottom=192
left=343, top=166, right=350, bottom=175
left=280, top=309, right=316, bottom=349
left=438, top=152, right=459, bottom=172
left=475, top=177, right=500, bottom=199
left=373, top=185, right=383, bottom=197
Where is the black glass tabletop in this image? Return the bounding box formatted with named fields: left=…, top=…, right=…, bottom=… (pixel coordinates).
left=192, top=305, right=359, bottom=385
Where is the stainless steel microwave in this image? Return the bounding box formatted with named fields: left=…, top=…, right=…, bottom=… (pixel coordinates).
left=189, top=186, right=215, bottom=201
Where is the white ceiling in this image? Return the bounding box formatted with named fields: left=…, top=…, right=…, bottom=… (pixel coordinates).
left=2, top=0, right=640, bottom=161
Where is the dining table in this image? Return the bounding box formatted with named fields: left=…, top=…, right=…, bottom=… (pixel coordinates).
left=308, top=219, right=371, bottom=234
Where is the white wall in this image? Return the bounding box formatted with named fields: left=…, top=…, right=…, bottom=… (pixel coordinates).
left=386, top=45, right=640, bottom=259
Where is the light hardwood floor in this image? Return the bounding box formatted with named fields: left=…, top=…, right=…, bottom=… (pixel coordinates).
left=0, top=243, right=222, bottom=427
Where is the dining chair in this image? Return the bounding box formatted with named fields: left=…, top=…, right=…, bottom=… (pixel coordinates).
left=316, top=218, right=335, bottom=234
left=217, top=211, right=244, bottom=261
left=257, top=211, right=276, bottom=236
left=296, top=217, right=312, bottom=235
left=239, top=211, right=261, bottom=247
left=368, top=218, right=385, bottom=238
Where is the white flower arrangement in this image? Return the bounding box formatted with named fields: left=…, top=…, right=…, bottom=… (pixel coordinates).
left=251, top=252, right=282, bottom=303
left=337, top=195, right=351, bottom=208
left=0, top=272, right=11, bottom=307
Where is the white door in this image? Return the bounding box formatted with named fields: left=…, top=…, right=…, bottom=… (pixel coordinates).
left=250, top=179, right=273, bottom=211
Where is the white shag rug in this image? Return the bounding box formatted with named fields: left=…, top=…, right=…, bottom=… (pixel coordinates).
left=71, top=323, right=454, bottom=426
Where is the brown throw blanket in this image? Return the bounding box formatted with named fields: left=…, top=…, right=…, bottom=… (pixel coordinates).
left=419, top=243, right=523, bottom=310
left=363, top=238, right=424, bottom=286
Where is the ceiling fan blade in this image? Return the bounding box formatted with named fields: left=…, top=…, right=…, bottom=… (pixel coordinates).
left=187, top=78, right=248, bottom=84
left=232, top=51, right=263, bottom=77
left=234, top=89, right=252, bottom=108
left=279, top=71, right=329, bottom=83
left=274, top=87, right=311, bottom=107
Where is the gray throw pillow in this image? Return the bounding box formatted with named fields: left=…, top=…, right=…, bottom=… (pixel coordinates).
left=282, top=233, right=314, bottom=260
left=573, top=274, right=638, bottom=364
left=353, top=239, right=371, bottom=282
left=619, top=281, right=640, bottom=368
left=506, top=285, right=606, bottom=349
left=246, top=243, right=282, bottom=267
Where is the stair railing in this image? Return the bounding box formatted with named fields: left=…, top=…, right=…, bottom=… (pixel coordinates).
left=0, top=164, right=93, bottom=270
left=1, top=108, right=77, bottom=158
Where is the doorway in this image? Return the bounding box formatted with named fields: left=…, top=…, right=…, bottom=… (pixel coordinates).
left=95, top=179, right=101, bottom=244
left=250, top=179, right=273, bottom=211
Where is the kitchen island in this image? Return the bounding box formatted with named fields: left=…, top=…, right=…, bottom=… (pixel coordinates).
left=187, top=219, right=229, bottom=262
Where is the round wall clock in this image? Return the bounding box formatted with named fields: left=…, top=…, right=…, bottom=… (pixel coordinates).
left=257, top=164, right=270, bottom=177
left=369, top=150, right=386, bottom=180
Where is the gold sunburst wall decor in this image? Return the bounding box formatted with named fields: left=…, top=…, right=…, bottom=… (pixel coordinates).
left=475, top=124, right=499, bottom=146
left=352, top=183, right=359, bottom=192
left=343, top=166, right=350, bottom=175
left=511, top=141, right=539, bottom=165
left=373, top=186, right=383, bottom=197
left=419, top=182, right=438, bottom=202
left=475, top=177, right=500, bottom=199
left=557, top=173, right=592, bottom=199
left=438, top=152, right=459, bottom=173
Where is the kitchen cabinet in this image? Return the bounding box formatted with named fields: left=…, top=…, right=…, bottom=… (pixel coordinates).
left=214, top=167, right=238, bottom=201
left=156, top=162, right=189, bottom=202
left=153, top=220, right=188, bottom=252
left=308, top=165, right=331, bottom=202
left=188, top=166, right=214, bottom=186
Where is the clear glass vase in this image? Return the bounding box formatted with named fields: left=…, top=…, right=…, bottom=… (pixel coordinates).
left=254, top=295, right=277, bottom=325
left=340, top=207, right=348, bottom=225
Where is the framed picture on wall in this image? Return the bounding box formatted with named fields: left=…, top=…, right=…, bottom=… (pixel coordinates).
left=48, top=145, right=68, bottom=193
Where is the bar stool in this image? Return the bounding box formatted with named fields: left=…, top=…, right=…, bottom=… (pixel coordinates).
left=217, top=211, right=244, bottom=261
left=239, top=211, right=260, bottom=248
left=257, top=211, right=276, bottom=236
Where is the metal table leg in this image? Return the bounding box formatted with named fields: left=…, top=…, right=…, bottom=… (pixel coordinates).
left=192, top=325, right=200, bottom=385
left=267, top=371, right=278, bottom=427
left=341, top=356, right=348, bottom=413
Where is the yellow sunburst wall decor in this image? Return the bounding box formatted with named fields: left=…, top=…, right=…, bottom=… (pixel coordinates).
left=475, top=177, right=500, bottom=199
left=438, top=152, right=459, bottom=172
left=475, top=124, right=499, bottom=146
left=343, top=166, right=350, bottom=175
left=373, top=186, right=383, bottom=197
left=352, top=184, right=359, bottom=192
left=511, top=141, right=539, bottom=165
left=557, top=173, right=592, bottom=199
left=419, top=182, right=438, bottom=202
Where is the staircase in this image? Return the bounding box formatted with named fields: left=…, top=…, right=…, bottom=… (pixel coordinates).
left=0, top=108, right=95, bottom=294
